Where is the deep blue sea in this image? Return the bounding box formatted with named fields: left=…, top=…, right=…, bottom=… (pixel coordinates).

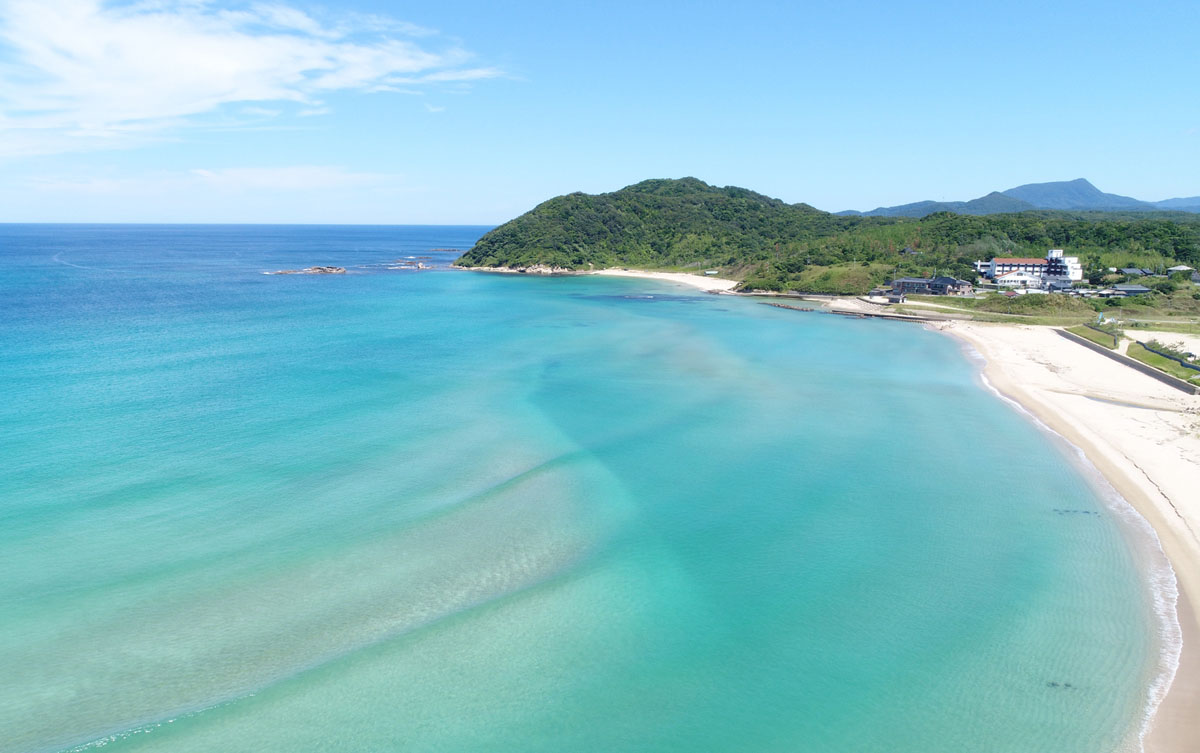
left=0, top=225, right=1176, bottom=752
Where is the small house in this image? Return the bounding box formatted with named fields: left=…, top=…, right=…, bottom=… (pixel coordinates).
left=1113, top=283, right=1152, bottom=296
left=1119, top=268, right=1145, bottom=276
left=891, top=277, right=931, bottom=295
left=928, top=276, right=973, bottom=296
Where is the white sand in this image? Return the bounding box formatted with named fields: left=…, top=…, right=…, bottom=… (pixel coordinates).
left=943, top=322, right=1200, bottom=752
left=1126, top=330, right=1200, bottom=358
left=591, top=268, right=739, bottom=292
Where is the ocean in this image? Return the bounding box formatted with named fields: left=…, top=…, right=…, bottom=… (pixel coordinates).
left=0, top=225, right=1176, bottom=752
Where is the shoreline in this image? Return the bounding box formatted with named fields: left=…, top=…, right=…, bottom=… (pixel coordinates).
left=455, top=265, right=741, bottom=292
left=464, top=267, right=1197, bottom=750
left=942, top=322, right=1200, bottom=753
left=590, top=267, right=740, bottom=292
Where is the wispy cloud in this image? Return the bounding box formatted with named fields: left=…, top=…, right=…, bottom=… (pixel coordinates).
left=190, top=165, right=391, bottom=190
left=0, top=0, right=502, bottom=156
left=29, top=165, right=396, bottom=193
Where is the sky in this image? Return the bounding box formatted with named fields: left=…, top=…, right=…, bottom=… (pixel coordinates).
left=0, top=0, right=1197, bottom=223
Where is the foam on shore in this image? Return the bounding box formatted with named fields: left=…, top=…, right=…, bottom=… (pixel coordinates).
left=944, top=324, right=1195, bottom=752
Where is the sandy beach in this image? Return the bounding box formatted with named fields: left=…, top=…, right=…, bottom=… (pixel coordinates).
left=591, top=268, right=740, bottom=292
left=943, top=322, right=1200, bottom=753
left=455, top=265, right=741, bottom=293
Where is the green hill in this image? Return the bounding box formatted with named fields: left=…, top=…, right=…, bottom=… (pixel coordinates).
left=455, top=178, right=1200, bottom=294
left=455, top=177, right=861, bottom=271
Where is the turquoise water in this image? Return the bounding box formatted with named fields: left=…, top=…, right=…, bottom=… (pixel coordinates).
left=0, top=226, right=1173, bottom=752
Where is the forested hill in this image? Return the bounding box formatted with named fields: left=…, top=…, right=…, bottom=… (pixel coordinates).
left=455, top=177, right=859, bottom=270
left=454, top=178, right=1200, bottom=293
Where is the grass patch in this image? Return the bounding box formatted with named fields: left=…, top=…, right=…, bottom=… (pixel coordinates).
left=776, top=262, right=894, bottom=295
left=1067, top=325, right=1118, bottom=349
left=1122, top=321, right=1200, bottom=336
left=1126, top=343, right=1200, bottom=382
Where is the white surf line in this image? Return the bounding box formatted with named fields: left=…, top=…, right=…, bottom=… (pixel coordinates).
left=953, top=334, right=1182, bottom=753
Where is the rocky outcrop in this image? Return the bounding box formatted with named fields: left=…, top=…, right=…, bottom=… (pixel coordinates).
left=270, top=266, right=347, bottom=275
left=457, top=264, right=576, bottom=275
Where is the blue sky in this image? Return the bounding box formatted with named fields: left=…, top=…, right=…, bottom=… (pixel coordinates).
left=0, top=0, right=1197, bottom=223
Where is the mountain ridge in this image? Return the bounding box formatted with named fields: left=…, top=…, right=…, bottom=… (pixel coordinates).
left=840, top=178, right=1199, bottom=217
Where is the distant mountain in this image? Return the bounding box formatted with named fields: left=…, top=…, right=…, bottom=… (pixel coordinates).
left=841, top=192, right=1034, bottom=217
left=1002, top=178, right=1147, bottom=210
left=1154, top=196, right=1200, bottom=211
left=843, top=178, right=1200, bottom=217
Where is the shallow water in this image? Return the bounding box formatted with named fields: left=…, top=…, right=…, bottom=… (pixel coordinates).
left=0, top=225, right=1171, bottom=752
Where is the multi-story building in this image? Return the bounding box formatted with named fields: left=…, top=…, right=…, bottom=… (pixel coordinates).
left=979, top=249, right=1083, bottom=287
left=1045, top=249, right=1083, bottom=281
left=986, top=257, right=1048, bottom=278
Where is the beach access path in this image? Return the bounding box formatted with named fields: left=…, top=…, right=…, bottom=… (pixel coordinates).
left=944, top=322, right=1200, bottom=753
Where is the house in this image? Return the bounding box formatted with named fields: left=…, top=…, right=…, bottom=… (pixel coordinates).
left=1192, top=271, right=1200, bottom=284
left=1167, top=265, right=1193, bottom=273
left=1113, top=283, right=1152, bottom=296
left=994, top=270, right=1044, bottom=288
left=899, top=246, right=921, bottom=256
left=1120, top=268, right=1145, bottom=276
left=1046, top=279, right=1074, bottom=293
left=891, top=277, right=931, bottom=295
left=928, top=276, right=973, bottom=295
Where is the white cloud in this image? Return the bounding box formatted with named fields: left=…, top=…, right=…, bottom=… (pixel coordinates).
left=241, top=105, right=283, bottom=117
left=189, top=165, right=389, bottom=190
left=0, top=0, right=502, bottom=156
left=29, top=165, right=395, bottom=193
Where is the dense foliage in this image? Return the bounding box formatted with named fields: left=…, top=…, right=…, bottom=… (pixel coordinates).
left=455, top=178, right=1200, bottom=294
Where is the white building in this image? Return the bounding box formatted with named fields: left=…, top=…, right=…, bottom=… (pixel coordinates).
left=987, top=257, right=1048, bottom=278
left=1045, top=249, right=1083, bottom=282
left=995, top=270, right=1045, bottom=289
left=979, top=249, right=1083, bottom=286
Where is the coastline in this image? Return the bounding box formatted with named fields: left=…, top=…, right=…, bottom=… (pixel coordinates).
left=941, top=322, right=1200, bottom=753
left=462, top=265, right=1197, bottom=750
left=455, top=265, right=740, bottom=292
